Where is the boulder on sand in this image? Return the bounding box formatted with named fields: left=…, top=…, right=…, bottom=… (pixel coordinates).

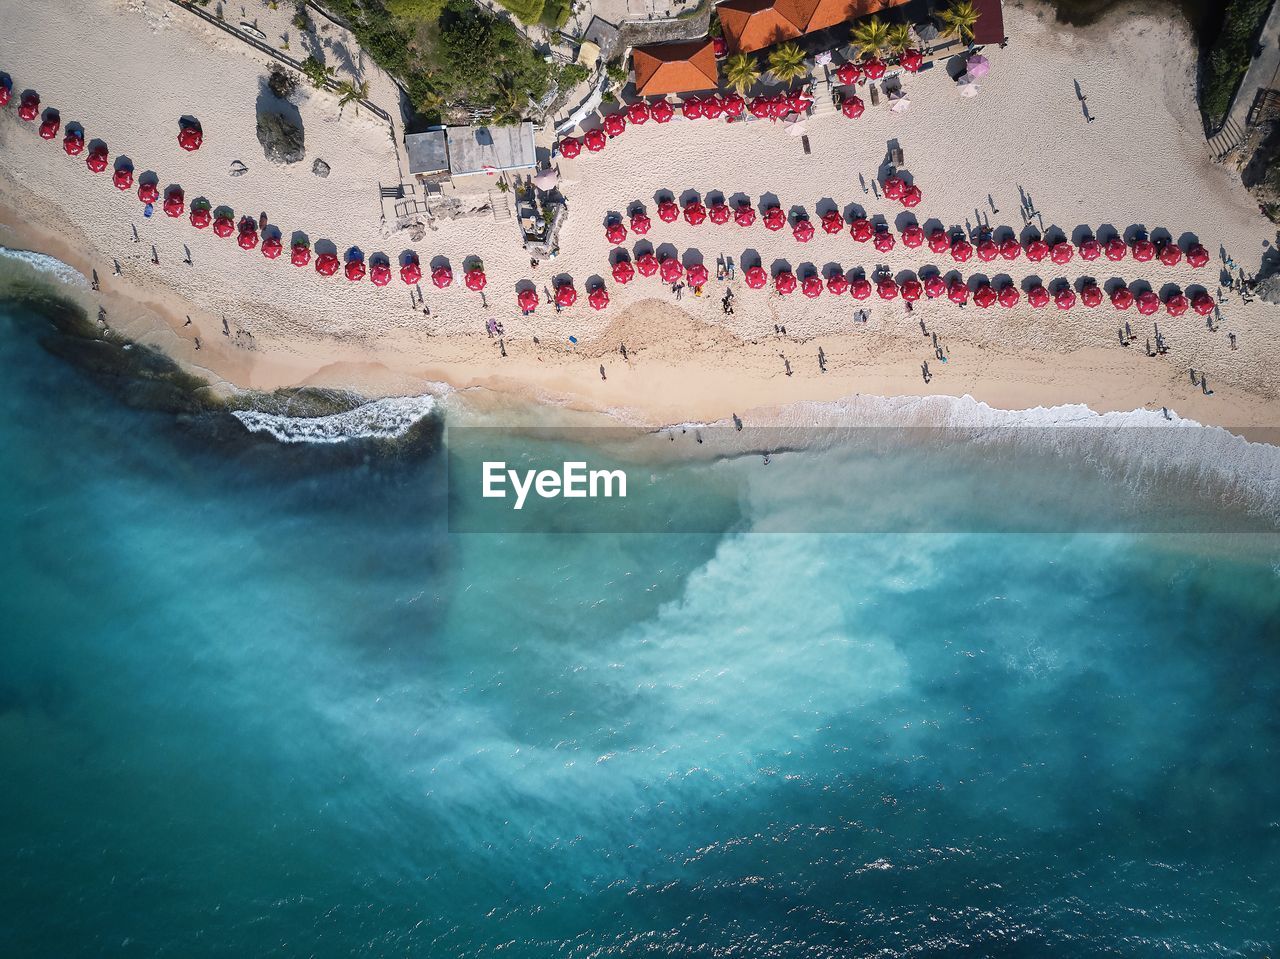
left=312, top=158, right=330, bottom=178
left=256, top=110, right=305, bottom=164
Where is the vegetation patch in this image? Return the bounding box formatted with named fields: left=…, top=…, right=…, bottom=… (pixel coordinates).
left=1201, top=0, right=1272, bottom=130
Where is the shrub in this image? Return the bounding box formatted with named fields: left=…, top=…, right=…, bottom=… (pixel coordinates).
left=268, top=66, right=298, bottom=100
left=1201, top=0, right=1271, bottom=129
left=558, top=63, right=590, bottom=88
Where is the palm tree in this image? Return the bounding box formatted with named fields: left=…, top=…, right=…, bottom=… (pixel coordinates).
left=850, top=15, right=890, bottom=58
left=301, top=55, right=333, bottom=88
left=337, top=78, right=370, bottom=112
left=723, top=52, right=762, bottom=95
left=885, top=23, right=914, bottom=54
left=938, top=0, right=980, bottom=44
left=766, top=42, right=808, bottom=85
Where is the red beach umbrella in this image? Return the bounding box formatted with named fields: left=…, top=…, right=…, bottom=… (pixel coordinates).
left=465, top=266, right=486, bottom=291
left=0, top=84, right=9, bottom=108
left=63, top=131, right=85, bottom=156
left=1186, top=244, right=1209, bottom=268
left=902, top=224, right=925, bottom=248
left=345, top=259, right=366, bottom=282
left=924, top=274, right=947, bottom=299
left=369, top=260, right=391, bottom=285
left=1081, top=282, right=1103, bottom=308
left=636, top=252, right=660, bottom=276
left=1165, top=292, right=1188, bottom=316
left=1136, top=289, right=1160, bottom=315
left=605, top=221, right=627, bottom=244
left=1024, top=238, right=1049, bottom=262
left=787, top=90, right=812, bottom=113
left=821, top=210, right=844, bottom=234
left=827, top=273, right=849, bottom=295
left=998, top=284, right=1020, bottom=308
left=177, top=126, right=203, bottom=152
left=555, top=282, right=578, bottom=308
left=837, top=62, right=862, bottom=85
left=163, top=190, right=184, bottom=217
left=137, top=181, right=159, bottom=204
left=874, top=230, right=896, bottom=253
left=651, top=99, right=674, bottom=123
left=1050, top=241, right=1074, bottom=265
left=657, top=199, right=679, bottom=223
left=190, top=206, right=211, bottom=230
left=763, top=206, right=786, bottom=231
left=39, top=114, right=60, bottom=140
left=1000, top=238, right=1021, bottom=261
left=213, top=214, right=235, bottom=238
left=518, top=288, right=539, bottom=313
left=238, top=228, right=258, bottom=251
left=882, top=176, right=905, bottom=200
left=900, top=49, right=924, bottom=72
left=901, top=278, right=923, bottom=301
left=774, top=270, right=797, bottom=295
left=682, top=96, right=703, bottom=120
left=850, top=277, right=872, bottom=300
left=768, top=94, right=789, bottom=119
left=722, top=93, right=745, bottom=117
left=660, top=257, right=683, bottom=284
left=400, top=256, right=421, bottom=284
left=928, top=228, right=950, bottom=253
left=432, top=265, right=453, bottom=288
left=627, top=102, right=650, bottom=125
left=745, top=265, right=768, bottom=289
left=1159, top=244, right=1182, bottom=267
left=850, top=217, right=874, bottom=242
left=559, top=136, right=581, bottom=158
left=951, top=239, right=973, bottom=263
left=1027, top=285, right=1050, bottom=308
left=262, top=236, right=283, bottom=260
left=1104, top=237, right=1127, bottom=261
left=878, top=278, right=899, bottom=300
left=976, top=239, right=999, bottom=262
left=1111, top=287, right=1134, bottom=310
left=948, top=279, right=969, bottom=304
left=112, top=167, right=134, bottom=190
left=842, top=96, right=865, bottom=119
left=1054, top=287, right=1076, bottom=310
left=630, top=211, right=652, bottom=235
left=291, top=243, right=311, bottom=267
left=612, top=259, right=635, bottom=284
left=1078, top=238, right=1101, bottom=261
left=683, top=201, right=707, bottom=225
left=749, top=96, right=772, bottom=119
left=315, top=252, right=339, bottom=276
left=864, top=58, right=886, bottom=80
left=603, top=112, right=626, bottom=137
left=801, top=275, right=823, bottom=298
left=584, top=129, right=607, bottom=152
left=714, top=36, right=729, bottom=57
left=589, top=286, right=610, bottom=310
left=1191, top=291, right=1214, bottom=315
left=687, top=263, right=709, bottom=287
left=86, top=146, right=111, bottom=174
left=1132, top=239, right=1156, bottom=262
left=702, top=95, right=724, bottom=119
left=973, top=283, right=997, bottom=308
left=793, top=218, right=815, bottom=243
left=900, top=184, right=922, bottom=208
left=709, top=199, right=731, bottom=224
left=18, top=92, right=40, bottom=121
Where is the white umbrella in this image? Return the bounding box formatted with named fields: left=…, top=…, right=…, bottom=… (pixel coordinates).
left=783, top=113, right=807, bottom=136
left=533, top=167, right=559, bottom=190
left=889, top=93, right=910, bottom=113
left=814, top=50, right=833, bottom=65
left=958, top=82, right=979, bottom=98
left=966, top=54, right=990, bottom=78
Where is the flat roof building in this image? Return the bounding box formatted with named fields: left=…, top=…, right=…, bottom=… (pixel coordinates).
left=404, top=129, right=449, bottom=177
left=446, top=122, right=537, bottom=178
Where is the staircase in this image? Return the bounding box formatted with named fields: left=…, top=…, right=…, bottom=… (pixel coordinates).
left=1208, top=117, right=1247, bottom=161
left=489, top=189, right=512, bottom=221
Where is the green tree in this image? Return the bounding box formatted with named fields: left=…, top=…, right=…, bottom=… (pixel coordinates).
left=766, top=42, right=807, bottom=84
left=885, top=23, right=913, bottom=54
left=723, top=52, right=761, bottom=95
left=336, top=78, right=370, bottom=111
left=300, top=55, right=333, bottom=88
left=938, top=0, right=980, bottom=44
left=850, top=15, right=889, bottom=58
left=385, top=0, right=449, bottom=19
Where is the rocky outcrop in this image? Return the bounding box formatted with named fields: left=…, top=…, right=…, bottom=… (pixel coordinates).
left=256, top=111, right=305, bottom=164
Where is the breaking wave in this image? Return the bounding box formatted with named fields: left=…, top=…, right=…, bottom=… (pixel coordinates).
left=231, top=395, right=438, bottom=444
left=0, top=246, right=89, bottom=288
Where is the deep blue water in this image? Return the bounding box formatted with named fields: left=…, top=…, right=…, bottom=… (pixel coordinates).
left=1, top=295, right=1279, bottom=958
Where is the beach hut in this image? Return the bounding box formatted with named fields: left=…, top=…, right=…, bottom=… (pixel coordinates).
left=745, top=265, right=768, bottom=288
left=900, top=49, right=924, bottom=72
left=774, top=270, right=797, bottom=295
left=951, top=239, right=973, bottom=263
left=1078, top=238, right=1101, bottom=261
left=793, top=218, right=815, bottom=243
left=650, top=99, right=675, bottom=123
left=163, top=189, right=184, bottom=218
left=947, top=279, right=969, bottom=304
left=682, top=96, right=704, bottom=119
left=734, top=203, right=757, bottom=228
left=658, top=199, right=679, bottom=223
left=399, top=256, right=421, bottom=284
left=39, top=114, right=60, bottom=140
left=976, top=239, right=999, bottom=262
left=687, top=263, right=710, bottom=288
left=213, top=213, right=235, bottom=237
left=291, top=242, right=312, bottom=267
left=432, top=265, right=453, bottom=288
left=1000, top=238, right=1021, bottom=261
left=1024, top=238, right=1049, bottom=262
left=850, top=277, right=872, bottom=300
left=1165, top=292, right=1188, bottom=316
left=606, top=221, right=627, bottom=244
left=821, top=210, right=844, bottom=235
left=924, top=274, right=947, bottom=299
left=63, top=130, right=84, bottom=156
left=636, top=252, right=660, bottom=276
left=584, top=129, right=607, bottom=152
left=1110, top=287, right=1134, bottom=310
left=555, top=282, right=578, bottom=307
left=1187, top=243, right=1209, bottom=268
left=900, top=184, right=922, bottom=208
left=18, top=92, right=40, bottom=121
left=190, top=205, right=212, bottom=229
left=345, top=259, right=365, bottom=282
left=850, top=217, right=874, bottom=242
left=603, top=113, right=627, bottom=138
left=874, top=230, right=896, bottom=253
left=1104, top=237, right=1127, bottom=261
left=1136, top=290, right=1160, bottom=315
left=1027, top=285, right=1050, bottom=308
left=683, top=201, right=707, bottom=226
left=612, top=259, right=635, bottom=284
left=518, top=288, right=539, bottom=313
left=589, top=286, right=610, bottom=310
left=723, top=94, right=745, bottom=117
left=465, top=266, right=486, bottom=290
left=837, top=62, right=862, bottom=85
left=1132, top=239, right=1156, bottom=262
left=660, top=257, right=683, bottom=283
left=997, top=284, right=1020, bottom=308
left=262, top=236, right=283, bottom=260
left=901, top=278, right=923, bottom=301
left=928, top=228, right=950, bottom=253
left=702, top=95, right=725, bottom=119
left=763, top=207, right=786, bottom=231
left=630, top=211, right=652, bottom=235
left=801, top=275, right=822, bottom=298
left=315, top=252, right=339, bottom=276
left=882, top=176, right=905, bottom=200
left=178, top=126, right=203, bottom=152
left=1191, top=291, right=1214, bottom=315
left=863, top=58, right=886, bottom=80
left=112, top=167, right=133, bottom=190
left=238, top=227, right=259, bottom=251
left=709, top=199, right=731, bottom=225
left=1080, top=283, right=1103, bottom=308
left=1054, top=287, right=1076, bottom=310
left=902, top=224, right=924, bottom=248
left=1159, top=245, right=1182, bottom=267
left=138, top=182, right=159, bottom=204
left=1050, top=241, right=1074, bottom=265
left=827, top=272, right=849, bottom=295
left=973, top=283, right=996, bottom=308
left=878, top=277, right=899, bottom=300
left=559, top=136, right=581, bottom=158
left=627, top=102, right=651, bottom=125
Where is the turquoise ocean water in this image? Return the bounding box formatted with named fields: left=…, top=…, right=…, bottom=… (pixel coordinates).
left=2, top=288, right=1279, bottom=957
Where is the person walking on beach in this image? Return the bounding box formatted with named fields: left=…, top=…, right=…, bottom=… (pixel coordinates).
left=599, top=364, right=606, bottom=381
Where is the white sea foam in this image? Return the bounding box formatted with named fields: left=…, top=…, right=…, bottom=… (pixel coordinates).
left=0, top=246, right=89, bottom=288
left=231, top=394, right=438, bottom=444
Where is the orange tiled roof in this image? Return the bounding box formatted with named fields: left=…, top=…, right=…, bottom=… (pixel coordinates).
left=719, top=0, right=911, bottom=54
left=632, top=39, right=720, bottom=97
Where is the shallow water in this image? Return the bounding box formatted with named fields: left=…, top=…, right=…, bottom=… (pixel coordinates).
left=2, top=298, right=1278, bottom=957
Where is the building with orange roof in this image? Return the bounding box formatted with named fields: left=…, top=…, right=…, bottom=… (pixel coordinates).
left=632, top=39, right=721, bottom=97
left=717, top=0, right=913, bottom=54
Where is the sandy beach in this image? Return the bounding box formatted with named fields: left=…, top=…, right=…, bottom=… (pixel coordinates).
left=1, top=0, right=1276, bottom=429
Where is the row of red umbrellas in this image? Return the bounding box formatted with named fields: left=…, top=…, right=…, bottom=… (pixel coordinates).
left=5, top=84, right=202, bottom=152
left=518, top=281, right=612, bottom=314
left=880, top=176, right=923, bottom=208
